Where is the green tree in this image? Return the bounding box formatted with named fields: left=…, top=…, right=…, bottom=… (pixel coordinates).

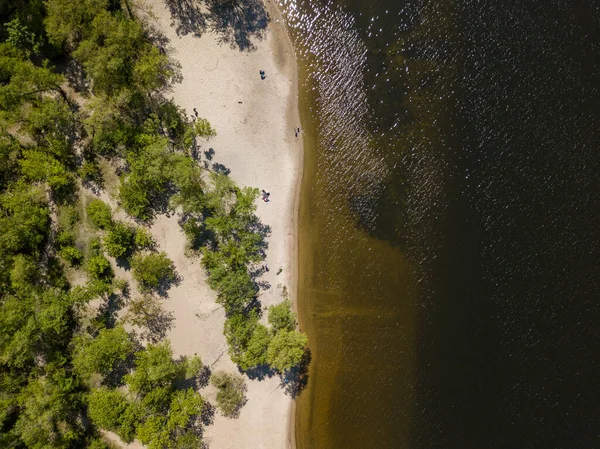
left=125, top=341, right=179, bottom=394
left=44, top=0, right=108, bottom=49
left=14, top=370, right=84, bottom=448
left=59, top=245, right=83, bottom=265
left=86, top=199, right=113, bottom=229
left=0, top=183, right=49, bottom=256
left=19, top=149, right=76, bottom=202
left=5, top=18, right=38, bottom=56
left=9, top=254, right=38, bottom=294
left=117, top=401, right=144, bottom=443
left=72, top=325, right=132, bottom=379
left=223, top=310, right=259, bottom=366
left=134, top=227, right=155, bottom=250
left=119, top=136, right=172, bottom=220
left=87, top=254, right=113, bottom=281
left=193, top=117, right=217, bottom=140
left=103, top=221, right=135, bottom=258
left=87, top=388, right=128, bottom=431
left=166, top=388, right=204, bottom=433
left=268, top=299, right=297, bottom=332
left=135, top=415, right=170, bottom=449
left=210, top=371, right=246, bottom=418
left=240, top=324, right=271, bottom=370
left=267, top=330, right=308, bottom=372
left=130, top=252, right=177, bottom=292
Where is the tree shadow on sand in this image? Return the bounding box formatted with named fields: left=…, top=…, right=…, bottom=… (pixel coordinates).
left=164, top=0, right=208, bottom=37
left=207, top=0, right=270, bottom=51
left=164, top=0, right=270, bottom=51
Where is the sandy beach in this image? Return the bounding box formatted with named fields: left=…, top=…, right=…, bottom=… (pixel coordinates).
left=136, top=1, right=303, bottom=447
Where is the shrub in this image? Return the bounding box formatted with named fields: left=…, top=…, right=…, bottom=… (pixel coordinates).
left=103, top=222, right=135, bottom=258
left=131, top=252, right=176, bottom=292
left=209, top=371, right=246, bottom=418
left=86, top=199, right=113, bottom=229
left=87, top=254, right=113, bottom=281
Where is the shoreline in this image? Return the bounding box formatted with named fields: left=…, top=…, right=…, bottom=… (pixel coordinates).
left=144, top=0, right=303, bottom=447
left=263, top=2, right=303, bottom=447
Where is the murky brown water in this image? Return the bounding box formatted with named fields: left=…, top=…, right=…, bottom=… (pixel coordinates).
left=278, top=0, right=600, bottom=447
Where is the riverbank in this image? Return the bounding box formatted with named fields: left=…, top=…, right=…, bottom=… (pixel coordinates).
left=144, top=0, right=302, bottom=447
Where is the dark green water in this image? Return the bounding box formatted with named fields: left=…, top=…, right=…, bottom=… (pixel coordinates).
left=277, top=0, right=600, bottom=447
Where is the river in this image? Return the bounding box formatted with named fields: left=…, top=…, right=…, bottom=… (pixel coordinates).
left=276, top=1, right=600, bottom=448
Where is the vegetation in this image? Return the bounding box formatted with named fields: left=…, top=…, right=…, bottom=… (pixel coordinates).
left=86, top=199, right=113, bottom=229
left=210, top=371, right=247, bottom=418
left=268, top=299, right=296, bottom=332
left=0, top=0, right=307, bottom=445
left=131, top=252, right=177, bottom=292
left=103, top=221, right=135, bottom=258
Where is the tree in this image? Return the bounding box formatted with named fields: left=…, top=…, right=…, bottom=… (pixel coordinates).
left=86, top=199, right=113, bottom=229
left=9, top=254, right=38, bottom=294
left=240, top=324, right=271, bottom=370
left=266, top=330, right=308, bottom=372
left=44, top=0, right=109, bottom=49
left=0, top=183, right=49, bottom=256
left=14, top=370, right=84, bottom=448
left=135, top=415, right=170, bottom=449
left=5, top=18, right=38, bottom=56
left=19, top=149, right=76, bottom=202
left=125, top=341, right=179, bottom=394
left=194, top=117, right=217, bottom=140
left=134, top=227, right=155, bottom=250
left=87, top=388, right=128, bottom=431
left=103, top=221, right=135, bottom=258
left=59, top=245, right=83, bottom=265
left=210, top=371, right=246, bottom=418
left=87, top=254, right=113, bottom=281
left=223, top=310, right=259, bottom=366
left=72, top=325, right=132, bottom=379
left=130, top=252, right=177, bottom=292
left=166, top=388, right=204, bottom=432
left=268, top=299, right=296, bottom=332
left=117, top=401, right=144, bottom=443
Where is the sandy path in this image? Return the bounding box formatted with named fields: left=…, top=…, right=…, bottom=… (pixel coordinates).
left=142, top=1, right=302, bottom=448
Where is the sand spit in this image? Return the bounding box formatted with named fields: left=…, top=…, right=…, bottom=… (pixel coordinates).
left=137, top=1, right=303, bottom=447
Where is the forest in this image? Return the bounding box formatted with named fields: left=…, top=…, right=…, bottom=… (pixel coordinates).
left=0, top=0, right=307, bottom=447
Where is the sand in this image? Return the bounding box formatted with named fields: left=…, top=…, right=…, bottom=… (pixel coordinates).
left=132, top=1, right=302, bottom=448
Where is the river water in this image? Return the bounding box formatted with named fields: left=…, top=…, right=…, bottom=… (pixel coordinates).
left=276, top=0, right=600, bottom=447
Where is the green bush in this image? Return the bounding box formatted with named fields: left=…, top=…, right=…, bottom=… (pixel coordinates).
left=210, top=371, right=246, bottom=418
left=59, top=246, right=83, bottom=265
left=134, top=227, right=155, bottom=250
left=131, top=252, right=176, bottom=292
left=87, top=254, right=113, bottom=281
left=79, top=160, right=103, bottom=184
left=103, top=222, right=135, bottom=258
left=86, top=199, right=113, bottom=229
